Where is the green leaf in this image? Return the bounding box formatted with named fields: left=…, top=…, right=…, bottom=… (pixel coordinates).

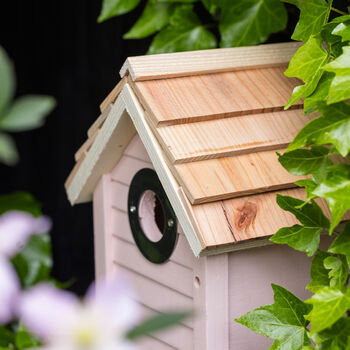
left=332, top=21, right=350, bottom=42
left=278, top=146, right=330, bottom=180
left=276, top=194, right=330, bottom=229
left=307, top=250, right=331, bottom=293
left=313, top=164, right=350, bottom=233
left=285, top=36, right=329, bottom=109
left=324, top=255, right=348, bottom=290
left=0, top=132, right=19, bottom=166
left=329, top=222, right=350, bottom=265
left=0, top=95, right=55, bottom=132
left=98, top=0, right=141, bottom=22
left=15, top=328, right=40, bottom=349
left=148, top=5, right=217, bottom=54
left=286, top=0, right=332, bottom=42
left=219, top=0, right=287, bottom=48
left=0, top=326, right=14, bottom=347
left=305, top=286, right=350, bottom=333
left=236, top=284, right=312, bottom=349
left=317, top=318, right=350, bottom=349
left=287, top=102, right=350, bottom=157
left=126, top=312, right=191, bottom=340
left=295, top=178, right=318, bottom=202
left=124, top=2, right=174, bottom=39
left=303, top=72, right=333, bottom=114
left=323, top=46, right=350, bottom=104
left=11, top=233, right=52, bottom=288
left=271, top=225, right=323, bottom=257
left=0, top=46, right=15, bottom=115
left=0, top=191, right=42, bottom=216
left=201, top=0, right=218, bottom=14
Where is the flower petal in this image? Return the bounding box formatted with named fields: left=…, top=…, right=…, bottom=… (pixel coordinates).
left=0, top=211, right=52, bottom=257
left=0, top=257, right=20, bottom=323
left=18, top=284, right=79, bottom=340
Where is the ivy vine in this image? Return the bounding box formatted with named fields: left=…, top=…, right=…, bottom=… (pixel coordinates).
left=99, top=0, right=350, bottom=348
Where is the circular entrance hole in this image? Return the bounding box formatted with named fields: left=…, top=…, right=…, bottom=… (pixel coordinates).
left=138, top=190, right=166, bottom=242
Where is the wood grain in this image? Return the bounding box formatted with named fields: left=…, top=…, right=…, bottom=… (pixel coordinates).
left=87, top=105, right=112, bottom=138
left=157, top=109, right=313, bottom=163
left=172, top=149, right=303, bottom=204
left=133, top=66, right=302, bottom=126
left=120, top=41, right=301, bottom=81
left=99, top=77, right=127, bottom=112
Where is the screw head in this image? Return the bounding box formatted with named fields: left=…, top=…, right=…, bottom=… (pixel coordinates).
left=167, top=219, right=174, bottom=227
left=130, top=205, right=137, bottom=213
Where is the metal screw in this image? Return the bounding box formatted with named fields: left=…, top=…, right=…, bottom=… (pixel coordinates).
left=130, top=205, right=137, bottom=213
left=167, top=219, right=174, bottom=227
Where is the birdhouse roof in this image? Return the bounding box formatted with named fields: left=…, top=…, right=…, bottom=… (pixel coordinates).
left=65, top=42, right=330, bottom=257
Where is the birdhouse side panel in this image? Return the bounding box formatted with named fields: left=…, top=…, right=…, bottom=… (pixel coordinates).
left=228, top=243, right=328, bottom=349
left=94, top=135, right=196, bottom=349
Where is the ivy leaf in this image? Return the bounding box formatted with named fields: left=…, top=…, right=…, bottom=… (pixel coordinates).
left=275, top=194, right=329, bottom=228
left=0, top=95, right=55, bottom=132
left=328, top=222, right=350, bottom=265
left=0, top=46, right=15, bottom=115
left=323, top=46, right=350, bottom=104
left=305, top=286, right=350, bottom=333
left=295, top=178, right=318, bottom=202
left=98, top=0, right=141, bottom=22
left=285, top=36, right=329, bottom=109
left=284, top=0, right=332, bottom=42
left=332, top=20, right=350, bottom=42
left=236, top=284, right=312, bottom=349
left=123, top=2, right=175, bottom=39
left=0, top=132, right=19, bottom=166
left=219, top=0, right=287, bottom=48
left=11, top=234, right=52, bottom=288
left=148, top=5, right=217, bottom=54
left=271, top=195, right=329, bottom=256
left=313, top=164, right=350, bottom=233
left=287, top=102, right=350, bottom=157
left=303, top=72, right=333, bottom=114
left=324, top=255, right=349, bottom=290
left=278, top=146, right=330, bottom=180
left=316, top=317, right=350, bottom=349
left=200, top=0, right=218, bottom=14
left=307, top=250, right=331, bottom=293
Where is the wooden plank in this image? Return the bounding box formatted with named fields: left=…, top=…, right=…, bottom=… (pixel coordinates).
left=114, top=263, right=193, bottom=328
left=111, top=209, right=194, bottom=268
left=87, top=104, right=112, bottom=137
left=99, top=77, right=127, bottom=112
left=172, top=149, right=303, bottom=204
left=65, top=96, right=136, bottom=204
left=120, top=42, right=301, bottom=81
left=113, top=237, right=193, bottom=297
left=156, top=109, right=313, bottom=163
left=132, top=66, right=302, bottom=126
left=185, top=188, right=332, bottom=252
left=121, top=84, right=205, bottom=256
left=74, top=129, right=99, bottom=162
left=92, top=174, right=115, bottom=280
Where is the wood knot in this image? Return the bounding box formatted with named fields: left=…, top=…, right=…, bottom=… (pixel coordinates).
left=235, top=202, right=257, bottom=231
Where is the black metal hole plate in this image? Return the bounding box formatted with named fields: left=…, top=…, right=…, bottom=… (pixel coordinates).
left=128, top=168, right=178, bottom=264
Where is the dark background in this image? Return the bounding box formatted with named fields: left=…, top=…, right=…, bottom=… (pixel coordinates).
left=0, top=0, right=347, bottom=295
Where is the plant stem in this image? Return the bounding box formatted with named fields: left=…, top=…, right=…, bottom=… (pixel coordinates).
left=331, top=7, right=348, bottom=16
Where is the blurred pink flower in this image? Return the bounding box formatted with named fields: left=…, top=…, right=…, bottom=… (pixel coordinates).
left=0, top=210, right=51, bottom=257
left=19, top=275, right=139, bottom=350
left=0, top=257, right=20, bottom=323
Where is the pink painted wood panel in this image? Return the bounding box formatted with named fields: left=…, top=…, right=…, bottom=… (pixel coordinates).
left=228, top=237, right=332, bottom=349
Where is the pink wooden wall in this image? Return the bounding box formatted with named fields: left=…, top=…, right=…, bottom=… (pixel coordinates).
left=93, top=134, right=317, bottom=350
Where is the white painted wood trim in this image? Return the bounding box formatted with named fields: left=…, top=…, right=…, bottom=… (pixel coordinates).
left=120, top=42, right=301, bottom=81
left=121, top=84, right=204, bottom=257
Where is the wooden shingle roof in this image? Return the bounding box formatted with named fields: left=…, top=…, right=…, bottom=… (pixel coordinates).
left=65, top=42, right=331, bottom=256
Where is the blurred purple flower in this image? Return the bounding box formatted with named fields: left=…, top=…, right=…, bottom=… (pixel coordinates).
left=19, top=274, right=139, bottom=350
left=0, top=210, right=51, bottom=257
left=0, top=257, right=20, bottom=323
